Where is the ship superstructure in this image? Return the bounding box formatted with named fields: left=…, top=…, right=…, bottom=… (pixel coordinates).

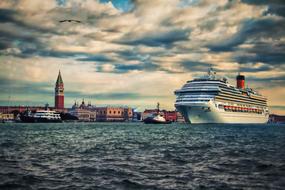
left=174, top=69, right=269, bottom=123
left=20, top=109, right=62, bottom=123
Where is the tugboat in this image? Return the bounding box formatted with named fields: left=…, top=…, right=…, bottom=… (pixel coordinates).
left=20, top=106, right=62, bottom=123
left=143, top=103, right=172, bottom=124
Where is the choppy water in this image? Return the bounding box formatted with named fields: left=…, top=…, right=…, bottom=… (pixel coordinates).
left=0, top=123, right=285, bottom=190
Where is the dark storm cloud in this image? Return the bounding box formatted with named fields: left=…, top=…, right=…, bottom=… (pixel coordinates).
left=240, top=65, right=273, bottom=73
left=0, top=8, right=63, bottom=57
left=98, top=49, right=184, bottom=73
left=246, top=75, right=285, bottom=84
left=0, top=8, right=17, bottom=23
left=115, top=64, right=142, bottom=71
left=114, top=48, right=168, bottom=61
left=242, top=1, right=285, bottom=17
left=180, top=60, right=212, bottom=71
left=65, top=91, right=163, bottom=100
left=235, top=52, right=285, bottom=65
left=115, top=50, right=139, bottom=60
left=234, top=42, right=285, bottom=65
left=245, top=75, right=285, bottom=88
left=0, top=42, right=10, bottom=50
left=11, top=48, right=104, bottom=61
left=77, top=55, right=113, bottom=62
left=96, top=58, right=160, bottom=73
left=241, top=0, right=285, bottom=6
left=264, top=5, right=285, bottom=17
left=94, top=92, right=165, bottom=100
left=116, top=29, right=191, bottom=47
left=0, top=30, right=43, bottom=55
left=89, top=92, right=144, bottom=100
left=208, top=18, right=285, bottom=52
left=0, top=7, right=80, bottom=57
left=0, top=8, right=60, bottom=35
left=3, top=48, right=80, bottom=58
left=0, top=77, right=53, bottom=95
left=0, top=30, right=38, bottom=45
left=242, top=0, right=285, bottom=18
left=39, top=50, right=89, bottom=58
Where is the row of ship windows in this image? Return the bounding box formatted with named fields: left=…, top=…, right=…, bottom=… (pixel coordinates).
left=218, top=105, right=264, bottom=114
left=183, top=84, right=220, bottom=87
left=221, top=88, right=260, bottom=96
left=176, top=95, right=266, bottom=107
left=178, top=95, right=213, bottom=98
left=178, top=90, right=265, bottom=105
left=184, top=82, right=227, bottom=86
left=183, top=83, right=259, bottom=97
left=177, top=92, right=218, bottom=95
left=181, top=87, right=219, bottom=91
left=216, top=93, right=266, bottom=104
left=178, top=94, right=265, bottom=103
left=34, top=116, right=61, bottom=118
left=176, top=100, right=209, bottom=102
left=179, top=87, right=240, bottom=96
left=216, top=97, right=266, bottom=107
left=220, top=88, right=265, bottom=101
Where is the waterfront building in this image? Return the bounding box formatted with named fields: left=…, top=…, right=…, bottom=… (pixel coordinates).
left=96, top=106, right=133, bottom=122
left=68, top=100, right=96, bottom=122
left=132, top=111, right=142, bottom=121
left=69, top=109, right=96, bottom=122
left=0, top=106, right=27, bottom=114
left=0, top=106, right=63, bottom=114
left=0, top=113, right=14, bottom=122
left=55, top=70, right=64, bottom=110
left=164, top=111, right=177, bottom=122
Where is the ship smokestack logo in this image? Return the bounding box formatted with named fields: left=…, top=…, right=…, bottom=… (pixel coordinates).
left=236, top=73, right=245, bottom=89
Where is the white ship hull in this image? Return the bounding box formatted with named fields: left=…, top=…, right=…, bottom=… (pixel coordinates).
left=175, top=101, right=269, bottom=124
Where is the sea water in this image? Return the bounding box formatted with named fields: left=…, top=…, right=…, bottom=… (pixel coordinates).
left=0, top=123, right=285, bottom=190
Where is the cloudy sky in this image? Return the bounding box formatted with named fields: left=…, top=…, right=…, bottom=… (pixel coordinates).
left=0, top=0, right=284, bottom=113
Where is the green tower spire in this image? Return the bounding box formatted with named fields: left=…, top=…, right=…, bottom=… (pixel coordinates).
left=56, top=70, right=63, bottom=84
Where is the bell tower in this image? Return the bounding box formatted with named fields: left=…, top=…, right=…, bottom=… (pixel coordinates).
left=55, top=70, right=64, bottom=109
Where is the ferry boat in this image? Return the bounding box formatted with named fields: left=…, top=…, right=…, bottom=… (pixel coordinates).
left=20, top=110, right=62, bottom=123
left=174, top=69, right=269, bottom=124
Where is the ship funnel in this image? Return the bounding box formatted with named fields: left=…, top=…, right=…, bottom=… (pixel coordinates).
left=236, top=73, right=245, bottom=89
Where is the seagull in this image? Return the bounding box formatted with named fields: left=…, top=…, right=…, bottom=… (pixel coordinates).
left=59, top=19, right=82, bottom=23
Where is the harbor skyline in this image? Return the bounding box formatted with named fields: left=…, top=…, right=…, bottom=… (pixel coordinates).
left=0, top=0, right=285, bottom=114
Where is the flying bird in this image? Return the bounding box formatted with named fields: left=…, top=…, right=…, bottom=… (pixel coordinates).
left=59, top=19, right=82, bottom=23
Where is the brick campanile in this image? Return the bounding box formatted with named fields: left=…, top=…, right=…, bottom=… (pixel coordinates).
left=55, top=70, right=64, bottom=109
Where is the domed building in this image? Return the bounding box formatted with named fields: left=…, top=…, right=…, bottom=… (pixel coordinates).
left=69, top=99, right=96, bottom=122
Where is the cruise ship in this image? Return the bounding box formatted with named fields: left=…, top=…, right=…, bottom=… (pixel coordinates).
left=174, top=69, right=269, bottom=124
